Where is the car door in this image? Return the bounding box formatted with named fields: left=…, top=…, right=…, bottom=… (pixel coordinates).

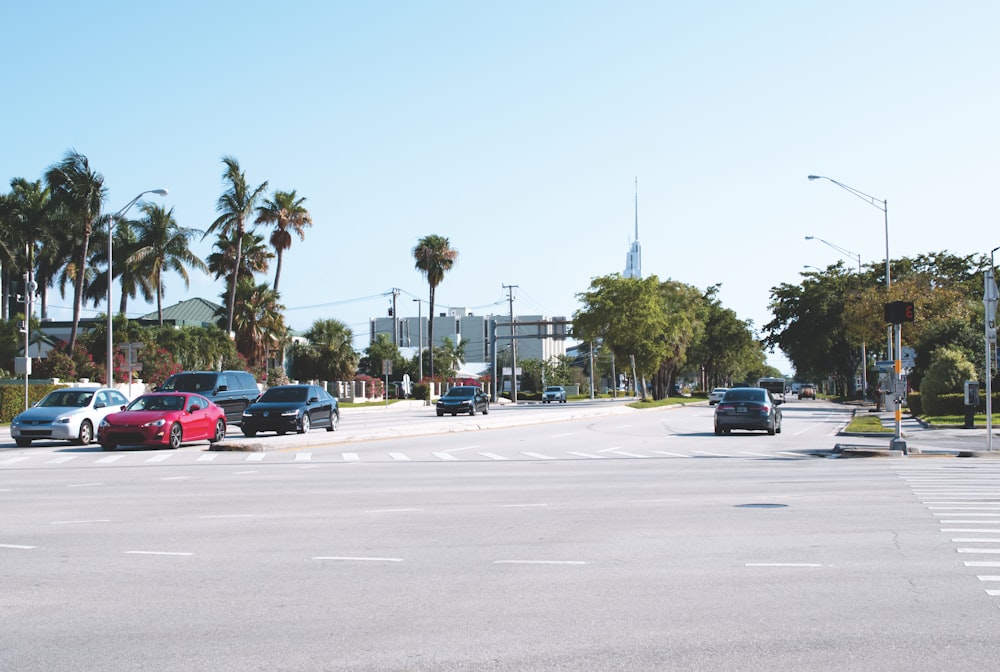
left=185, top=394, right=213, bottom=439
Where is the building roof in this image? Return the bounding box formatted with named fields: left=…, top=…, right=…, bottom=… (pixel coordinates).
left=139, top=298, right=222, bottom=327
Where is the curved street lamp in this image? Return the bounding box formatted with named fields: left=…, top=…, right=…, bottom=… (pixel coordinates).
left=107, top=189, right=168, bottom=389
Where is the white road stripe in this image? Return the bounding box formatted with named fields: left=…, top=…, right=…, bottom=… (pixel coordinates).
left=957, top=548, right=1000, bottom=554
left=145, top=454, right=172, bottom=463
left=0, top=544, right=37, bottom=549
left=197, top=453, right=218, bottom=462
left=294, top=453, right=312, bottom=461
left=47, top=455, right=79, bottom=464
left=432, top=452, right=457, bottom=461
left=953, top=538, right=1000, bottom=543
left=388, top=452, right=410, bottom=461
left=745, top=563, right=823, bottom=568
left=977, top=576, right=1000, bottom=581
left=942, top=529, right=1000, bottom=533
left=313, top=556, right=402, bottom=562
left=51, top=519, right=110, bottom=525
left=965, top=561, right=1000, bottom=567
left=342, top=452, right=360, bottom=462
left=0, top=457, right=30, bottom=465
left=69, top=483, right=103, bottom=488
left=96, top=455, right=125, bottom=463
left=521, top=452, right=556, bottom=460
left=494, top=560, right=586, bottom=565
left=984, top=590, right=1000, bottom=596
left=125, top=551, right=193, bottom=556
left=478, top=452, right=509, bottom=460
left=245, top=453, right=267, bottom=462
left=651, top=450, right=689, bottom=457
left=608, top=450, right=648, bottom=458
left=565, top=451, right=605, bottom=459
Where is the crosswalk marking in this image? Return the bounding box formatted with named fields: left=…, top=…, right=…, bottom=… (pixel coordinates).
left=388, top=452, right=410, bottom=461
left=432, top=452, right=457, bottom=460
left=96, top=454, right=125, bottom=464
left=294, top=453, right=312, bottom=462
left=47, top=455, right=79, bottom=464
left=145, top=454, right=172, bottom=463
left=342, top=452, right=360, bottom=462
left=245, top=453, right=267, bottom=462
left=197, top=453, right=218, bottom=462
left=521, top=452, right=556, bottom=460
left=478, top=452, right=509, bottom=460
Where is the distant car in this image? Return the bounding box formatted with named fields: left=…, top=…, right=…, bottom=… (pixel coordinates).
left=97, top=392, right=227, bottom=450
left=714, top=387, right=782, bottom=436
left=241, top=384, right=339, bottom=437
left=10, top=387, right=130, bottom=447
left=436, top=386, right=490, bottom=416
left=708, top=387, right=729, bottom=405
left=542, top=386, right=567, bottom=403
left=799, top=384, right=816, bottom=399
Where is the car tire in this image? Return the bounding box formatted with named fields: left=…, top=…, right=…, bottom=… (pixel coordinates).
left=767, top=423, right=776, bottom=436
left=100, top=442, right=116, bottom=451
left=243, top=429, right=257, bottom=438
left=168, top=423, right=183, bottom=449
left=76, top=420, right=94, bottom=446
left=714, top=426, right=723, bottom=436
left=210, top=419, right=226, bottom=443
left=469, top=405, right=476, bottom=416
left=327, top=410, right=340, bottom=432
left=437, top=411, right=444, bottom=417
left=14, top=438, right=31, bottom=447
left=483, top=405, right=489, bottom=415
left=299, top=415, right=310, bottom=434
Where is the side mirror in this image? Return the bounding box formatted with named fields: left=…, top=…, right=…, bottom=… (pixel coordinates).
left=308, top=396, right=319, bottom=404
left=216, top=385, right=229, bottom=393
left=94, top=402, right=107, bottom=409
left=189, top=404, right=201, bottom=412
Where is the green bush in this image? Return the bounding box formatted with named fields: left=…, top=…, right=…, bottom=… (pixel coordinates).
left=905, top=392, right=922, bottom=416
left=1, top=382, right=58, bottom=423
left=919, top=347, right=976, bottom=416
left=411, top=383, right=429, bottom=401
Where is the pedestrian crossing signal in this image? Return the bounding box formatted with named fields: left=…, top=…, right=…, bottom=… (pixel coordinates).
left=884, top=301, right=915, bottom=323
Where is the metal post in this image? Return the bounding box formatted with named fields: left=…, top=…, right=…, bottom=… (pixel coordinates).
left=985, top=253, right=999, bottom=452
left=890, top=323, right=907, bottom=453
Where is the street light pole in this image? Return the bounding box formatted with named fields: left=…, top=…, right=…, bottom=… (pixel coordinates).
left=805, top=235, right=867, bottom=401
left=413, top=298, right=423, bottom=384
left=107, top=189, right=168, bottom=389
left=986, top=246, right=1000, bottom=452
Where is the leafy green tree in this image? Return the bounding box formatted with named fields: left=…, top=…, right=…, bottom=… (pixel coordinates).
left=220, top=278, right=286, bottom=370
left=358, top=332, right=405, bottom=378
left=44, top=150, right=106, bottom=352
left=207, top=230, right=272, bottom=289
left=412, top=234, right=457, bottom=380
left=256, top=189, right=312, bottom=294
left=919, top=347, right=977, bottom=415
left=290, top=319, right=357, bottom=382
left=687, top=288, right=765, bottom=388
left=205, top=156, right=268, bottom=336
left=909, top=318, right=981, bottom=391
left=125, top=203, right=208, bottom=325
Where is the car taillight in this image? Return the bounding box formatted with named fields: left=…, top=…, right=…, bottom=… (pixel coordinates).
left=717, top=404, right=733, bottom=411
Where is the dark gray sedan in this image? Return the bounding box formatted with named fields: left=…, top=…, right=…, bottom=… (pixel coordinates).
left=241, top=384, right=339, bottom=436
left=713, top=387, right=782, bottom=435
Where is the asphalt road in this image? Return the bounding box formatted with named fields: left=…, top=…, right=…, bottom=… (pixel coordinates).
left=3, top=399, right=1000, bottom=671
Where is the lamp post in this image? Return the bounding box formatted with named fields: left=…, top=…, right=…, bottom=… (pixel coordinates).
left=412, top=298, right=423, bottom=384
left=805, top=235, right=868, bottom=401
left=107, top=189, right=168, bottom=389
left=986, top=246, right=1000, bottom=452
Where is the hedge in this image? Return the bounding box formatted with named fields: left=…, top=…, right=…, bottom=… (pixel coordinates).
left=1, top=382, right=59, bottom=423
left=906, top=391, right=998, bottom=417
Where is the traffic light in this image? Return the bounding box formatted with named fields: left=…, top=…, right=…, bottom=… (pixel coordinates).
left=884, top=301, right=915, bottom=323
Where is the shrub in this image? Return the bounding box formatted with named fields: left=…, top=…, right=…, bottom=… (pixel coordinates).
left=919, top=347, right=977, bottom=416
left=905, top=391, right=922, bottom=416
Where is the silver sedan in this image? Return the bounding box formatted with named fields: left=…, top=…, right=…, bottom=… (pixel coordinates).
left=10, top=387, right=130, bottom=447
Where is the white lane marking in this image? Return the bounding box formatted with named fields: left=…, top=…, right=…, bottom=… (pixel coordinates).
left=776, top=452, right=802, bottom=458
left=565, top=451, right=605, bottom=459
left=952, top=538, right=1000, bottom=543
left=313, top=556, right=402, bottom=562
left=740, top=452, right=773, bottom=457
left=693, top=451, right=728, bottom=457
left=388, top=452, right=410, bottom=461
left=294, top=453, right=312, bottom=462
left=651, top=450, right=689, bottom=457
left=985, top=590, right=1000, bottom=596
left=197, top=453, right=218, bottom=462
left=342, top=452, right=360, bottom=462
left=366, top=508, right=423, bottom=513
left=443, top=446, right=478, bottom=453
left=965, top=561, right=1000, bottom=567
left=200, top=514, right=256, bottom=519
left=69, top=483, right=103, bottom=488
left=432, top=452, right=457, bottom=461
left=96, top=455, right=125, bottom=463
left=499, top=503, right=548, bottom=508
left=0, top=457, right=30, bottom=465
left=494, top=560, right=586, bottom=565
left=161, top=476, right=190, bottom=481
left=521, top=452, right=556, bottom=460
left=1, top=543, right=38, bottom=549
left=608, top=450, right=648, bottom=458
left=957, top=548, right=1000, bottom=554
left=245, top=453, right=267, bottom=462
left=930, top=507, right=1000, bottom=511
left=942, top=529, right=1000, bottom=533
left=934, top=513, right=1000, bottom=518
left=232, top=470, right=258, bottom=475
left=550, top=433, right=573, bottom=438
left=745, top=563, right=823, bottom=567
left=977, top=576, right=1000, bottom=581
left=478, top=452, right=509, bottom=460
left=51, top=519, right=111, bottom=525
left=47, top=455, right=79, bottom=464
left=598, top=447, right=623, bottom=453
left=145, top=453, right=172, bottom=463
left=124, top=551, right=193, bottom=556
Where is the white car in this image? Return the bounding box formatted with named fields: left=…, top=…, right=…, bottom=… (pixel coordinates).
left=708, top=387, right=729, bottom=405
left=10, top=387, right=130, bottom=447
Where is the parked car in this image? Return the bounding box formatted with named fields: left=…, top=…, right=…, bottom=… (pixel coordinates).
left=157, top=370, right=260, bottom=424
left=799, top=384, right=816, bottom=400
left=241, top=384, right=339, bottom=437
left=97, top=392, right=227, bottom=450
left=436, top=386, right=490, bottom=416
left=714, top=387, right=782, bottom=435
left=10, top=387, right=130, bottom=447
left=542, top=385, right=567, bottom=403
left=708, top=387, right=729, bottom=405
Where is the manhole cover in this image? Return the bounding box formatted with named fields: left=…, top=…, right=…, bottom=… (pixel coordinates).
left=735, top=503, right=788, bottom=509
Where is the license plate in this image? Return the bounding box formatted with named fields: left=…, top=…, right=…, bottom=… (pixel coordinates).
left=736, top=407, right=748, bottom=413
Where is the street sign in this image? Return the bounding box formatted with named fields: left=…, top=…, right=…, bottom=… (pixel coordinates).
left=876, top=360, right=895, bottom=370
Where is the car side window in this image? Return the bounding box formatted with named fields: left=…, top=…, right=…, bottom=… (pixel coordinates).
left=95, top=392, right=108, bottom=407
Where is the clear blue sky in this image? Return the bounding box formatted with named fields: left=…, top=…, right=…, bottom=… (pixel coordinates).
left=4, top=1, right=999, bottom=375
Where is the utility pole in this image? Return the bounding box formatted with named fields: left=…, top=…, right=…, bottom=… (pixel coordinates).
left=389, top=288, right=401, bottom=346
left=503, top=283, right=518, bottom=403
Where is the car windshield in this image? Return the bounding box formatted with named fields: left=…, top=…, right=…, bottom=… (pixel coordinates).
left=38, top=390, right=94, bottom=408
left=723, top=389, right=766, bottom=402
left=162, top=374, right=216, bottom=392
left=445, top=388, right=475, bottom=398
left=546, top=387, right=562, bottom=392
left=259, top=387, right=307, bottom=403
left=129, top=395, right=185, bottom=411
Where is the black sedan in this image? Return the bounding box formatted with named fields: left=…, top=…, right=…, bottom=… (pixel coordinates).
left=241, top=384, right=339, bottom=437
left=436, top=386, right=490, bottom=416
left=713, top=387, right=782, bottom=435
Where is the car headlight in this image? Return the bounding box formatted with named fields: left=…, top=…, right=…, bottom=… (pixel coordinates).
left=142, top=418, right=166, bottom=428
left=281, top=409, right=299, bottom=417
left=11, top=415, right=21, bottom=425
left=99, top=419, right=110, bottom=428
left=56, top=416, right=73, bottom=424
left=242, top=410, right=252, bottom=417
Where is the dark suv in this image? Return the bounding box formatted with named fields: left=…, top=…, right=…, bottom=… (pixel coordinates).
left=157, top=370, right=260, bottom=424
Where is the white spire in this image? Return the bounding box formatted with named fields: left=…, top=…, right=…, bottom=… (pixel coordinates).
left=624, top=177, right=642, bottom=278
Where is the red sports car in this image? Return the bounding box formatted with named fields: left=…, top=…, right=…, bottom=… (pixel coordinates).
left=97, top=392, right=227, bottom=451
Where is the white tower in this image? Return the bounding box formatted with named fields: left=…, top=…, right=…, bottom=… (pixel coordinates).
left=624, top=177, right=642, bottom=279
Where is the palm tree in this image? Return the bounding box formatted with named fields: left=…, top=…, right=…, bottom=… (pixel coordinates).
left=207, top=231, right=272, bottom=289
left=84, top=214, right=155, bottom=317
left=219, top=277, right=285, bottom=369
left=1, top=178, right=52, bottom=320
left=126, top=203, right=209, bottom=325
left=205, top=156, right=268, bottom=335
left=255, top=189, right=312, bottom=294
left=44, top=150, right=106, bottom=352
left=412, top=234, right=458, bottom=379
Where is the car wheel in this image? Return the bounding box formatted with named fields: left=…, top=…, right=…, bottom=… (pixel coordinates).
left=210, top=419, right=226, bottom=443
left=243, top=429, right=257, bottom=438
left=776, top=418, right=782, bottom=434
left=299, top=414, right=310, bottom=434
left=714, top=426, right=723, bottom=436
left=100, top=442, right=116, bottom=451
left=168, top=423, right=183, bottom=449
left=327, top=410, right=340, bottom=432
left=483, top=405, right=489, bottom=415
left=723, top=428, right=731, bottom=434
left=767, top=422, right=776, bottom=436
left=437, top=411, right=444, bottom=417
left=76, top=420, right=94, bottom=445
left=14, top=438, right=31, bottom=447
left=469, top=405, right=476, bottom=416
